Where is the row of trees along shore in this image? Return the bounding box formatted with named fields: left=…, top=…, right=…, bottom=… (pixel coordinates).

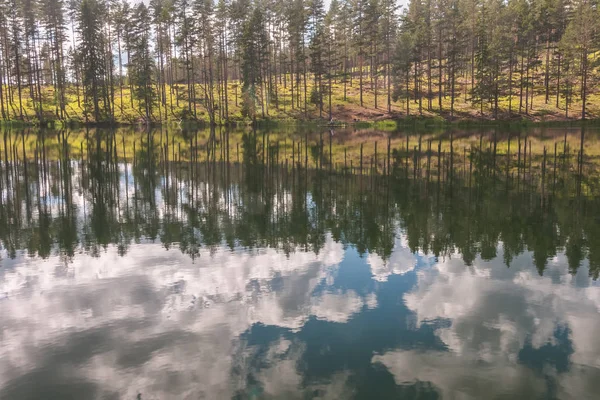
left=0, top=0, right=598, bottom=124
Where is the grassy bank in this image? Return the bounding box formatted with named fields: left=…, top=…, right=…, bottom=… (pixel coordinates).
left=2, top=70, right=599, bottom=126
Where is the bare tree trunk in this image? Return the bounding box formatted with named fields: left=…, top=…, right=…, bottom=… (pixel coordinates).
left=519, top=50, right=524, bottom=114
left=545, top=37, right=550, bottom=103
left=438, top=28, right=442, bottom=112
left=508, top=46, right=513, bottom=115
left=359, top=51, right=363, bottom=107
left=556, top=52, right=561, bottom=109
left=581, top=49, right=587, bottom=120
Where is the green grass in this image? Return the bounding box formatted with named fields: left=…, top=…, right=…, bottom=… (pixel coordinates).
left=1, top=65, right=599, bottom=126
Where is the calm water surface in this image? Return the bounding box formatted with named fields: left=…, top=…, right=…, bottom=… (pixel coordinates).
left=1, top=127, right=600, bottom=399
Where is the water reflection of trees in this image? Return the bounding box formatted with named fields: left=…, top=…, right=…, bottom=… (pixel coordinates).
left=1, top=130, right=599, bottom=280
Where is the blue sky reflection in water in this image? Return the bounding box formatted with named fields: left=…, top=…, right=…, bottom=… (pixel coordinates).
left=0, top=138, right=600, bottom=399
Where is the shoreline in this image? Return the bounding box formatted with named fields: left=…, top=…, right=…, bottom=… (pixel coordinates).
left=1, top=114, right=599, bottom=130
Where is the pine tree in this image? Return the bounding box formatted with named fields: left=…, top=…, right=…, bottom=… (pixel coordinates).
left=471, top=3, right=492, bottom=115
left=194, top=0, right=218, bottom=124
left=392, top=29, right=414, bottom=115
left=0, top=0, right=13, bottom=118
left=364, top=0, right=381, bottom=109
left=240, top=5, right=268, bottom=121
left=308, top=0, right=326, bottom=117
left=150, top=0, right=172, bottom=121
left=334, top=0, right=353, bottom=102
left=8, top=0, right=25, bottom=119
left=444, top=0, right=462, bottom=117
left=405, top=0, right=428, bottom=115
left=40, top=0, right=68, bottom=119
left=129, top=2, right=156, bottom=120
left=380, top=0, right=398, bottom=113
left=76, top=0, right=109, bottom=122
left=325, top=0, right=343, bottom=119
left=561, top=0, right=598, bottom=120
left=351, top=0, right=368, bottom=107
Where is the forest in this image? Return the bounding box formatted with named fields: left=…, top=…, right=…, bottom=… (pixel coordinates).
left=0, top=0, right=598, bottom=124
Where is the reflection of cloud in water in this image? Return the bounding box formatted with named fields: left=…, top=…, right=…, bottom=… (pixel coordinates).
left=374, top=349, right=546, bottom=398
left=374, top=245, right=600, bottom=399
left=367, top=234, right=418, bottom=282
left=4, top=232, right=600, bottom=398
left=0, top=234, right=368, bottom=398
left=232, top=337, right=354, bottom=399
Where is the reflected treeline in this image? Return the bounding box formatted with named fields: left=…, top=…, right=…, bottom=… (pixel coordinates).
left=1, top=125, right=599, bottom=180
left=1, top=128, right=599, bottom=280
left=391, top=126, right=599, bottom=198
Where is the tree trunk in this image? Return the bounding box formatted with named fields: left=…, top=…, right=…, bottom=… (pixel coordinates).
left=581, top=49, right=587, bottom=120
left=556, top=52, right=561, bottom=109
left=438, top=27, right=442, bottom=112
left=544, top=37, right=550, bottom=103
left=359, top=51, right=363, bottom=107
left=508, top=46, right=513, bottom=114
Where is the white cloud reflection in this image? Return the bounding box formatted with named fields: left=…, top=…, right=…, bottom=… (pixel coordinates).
left=0, top=234, right=369, bottom=398
left=367, top=234, right=420, bottom=282
left=374, top=245, right=600, bottom=399
left=3, top=232, right=600, bottom=399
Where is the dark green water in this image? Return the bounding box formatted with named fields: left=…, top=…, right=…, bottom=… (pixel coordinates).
left=1, top=128, right=600, bottom=399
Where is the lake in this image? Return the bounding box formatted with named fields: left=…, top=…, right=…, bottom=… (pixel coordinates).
left=0, top=126, right=599, bottom=399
